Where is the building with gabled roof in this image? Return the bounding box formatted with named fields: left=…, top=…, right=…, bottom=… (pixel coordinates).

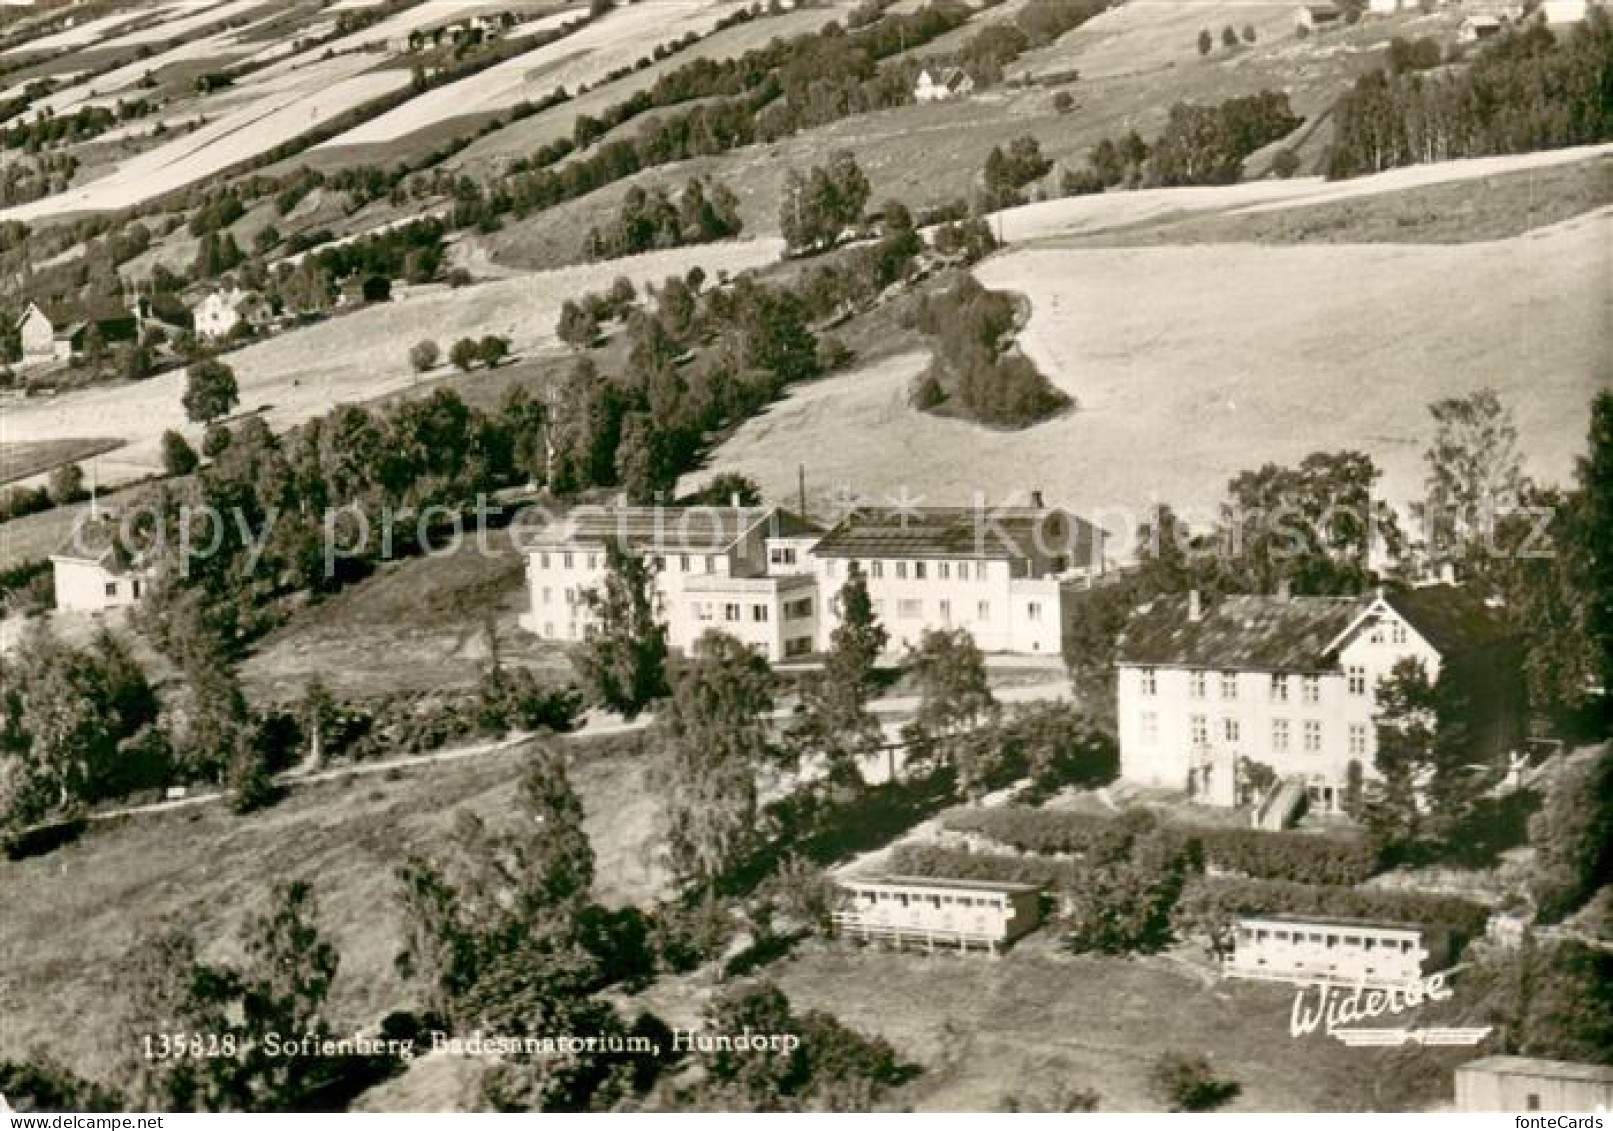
left=914, top=66, right=975, bottom=103
left=1115, top=585, right=1520, bottom=813
left=519, top=498, right=1107, bottom=661
left=16, top=298, right=137, bottom=363
left=50, top=513, right=151, bottom=613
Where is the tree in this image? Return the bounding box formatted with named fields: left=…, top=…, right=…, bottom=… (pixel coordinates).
left=687, top=472, right=761, bottom=507
left=1198, top=28, right=1213, bottom=55
left=1271, top=147, right=1301, bottom=178
left=408, top=339, right=439, bottom=373
left=449, top=337, right=480, bottom=371
left=573, top=542, right=668, bottom=719
left=827, top=564, right=887, bottom=692
left=1053, top=89, right=1075, bottom=113
left=1367, top=657, right=1480, bottom=861
left=161, top=430, right=200, bottom=476
left=780, top=151, right=869, bottom=255
left=1222, top=25, right=1239, bottom=48
left=182, top=358, right=239, bottom=425
left=1528, top=748, right=1612, bottom=922
left=658, top=630, right=776, bottom=888
left=557, top=299, right=599, bottom=350
left=1150, top=1051, right=1239, bottom=1112
left=46, top=461, right=84, bottom=505
left=477, top=335, right=510, bottom=369
left=1579, top=391, right=1613, bottom=700
left=1417, top=388, right=1526, bottom=583
left=901, top=627, right=999, bottom=793
left=1065, top=812, right=1196, bottom=954
left=1241, top=23, right=1257, bottom=43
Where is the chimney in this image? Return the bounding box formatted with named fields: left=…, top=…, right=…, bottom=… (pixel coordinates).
left=1030, top=488, right=1044, bottom=509
left=730, top=492, right=741, bottom=509
left=1188, top=589, right=1202, bottom=623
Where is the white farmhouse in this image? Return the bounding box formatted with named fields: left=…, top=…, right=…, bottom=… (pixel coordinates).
left=192, top=286, right=270, bottom=340
left=913, top=66, right=974, bottom=104
left=51, top=517, right=150, bottom=614
left=1115, top=585, right=1519, bottom=814
left=519, top=499, right=1107, bottom=661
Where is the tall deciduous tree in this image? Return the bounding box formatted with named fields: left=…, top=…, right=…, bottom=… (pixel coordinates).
left=182, top=358, right=239, bottom=425
left=901, top=627, right=999, bottom=793
left=1417, top=388, right=1526, bottom=584
left=658, top=630, right=775, bottom=888
left=574, top=542, right=668, bottom=719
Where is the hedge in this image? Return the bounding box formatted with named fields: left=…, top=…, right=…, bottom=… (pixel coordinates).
left=944, top=806, right=1380, bottom=886
left=1178, top=875, right=1490, bottom=939
left=885, top=843, right=1071, bottom=889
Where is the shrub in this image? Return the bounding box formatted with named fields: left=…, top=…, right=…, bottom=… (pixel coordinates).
left=160, top=430, right=199, bottom=476
left=1053, top=90, right=1075, bottom=113
left=408, top=339, right=439, bottom=373
left=1151, top=1051, right=1239, bottom=1112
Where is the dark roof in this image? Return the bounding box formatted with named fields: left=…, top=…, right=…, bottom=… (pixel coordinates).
left=1381, top=585, right=1510, bottom=656
left=519, top=505, right=817, bottom=553
left=813, top=506, right=1103, bottom=562
left=51, top=516, right=138, bottom=573
left=1116, top=592, right=1367, bottom=672
left=849, top=874, right=1043, bottom=894
left=29, top=297, right=134, bottom=329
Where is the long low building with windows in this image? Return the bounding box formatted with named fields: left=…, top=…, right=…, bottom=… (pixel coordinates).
left=832, top=875, right=1044, bottom=953
left=1223, top=914, right=1451, bottom=989
left=518, top=499, right=1107, bottom=661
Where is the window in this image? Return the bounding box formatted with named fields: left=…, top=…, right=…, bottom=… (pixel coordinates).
left=563, top=552, right=574, bottom=569
left=1141, top=711, right=1158, bottom=745
left=914, top=561, right=926, bottom=580
left=1347, top=664, right=1367, bottom=695
left=974, top=562, right=986, bottom=581
left=1304, top=720, right=1322, bottom=752
left=1272, top=718, right=1290, bottom=752
left=770, top=546, right=796, bottom=566
left=587, top=553, right=598, bottom=570
left=938, top=562, right=951, bottom=580
left=977, top=600, right=990, bottom=621
left=898, top=599, right=921, bottom=619
left=1027, top=602, right=1042, bottom=622
left=1221, top=671, right=1238, bottom=700
left=678, top=554, right=690, bottom=573
left=869, top=561, right=884, bottom=579
left=1190, top=714, right=1208, bottom=747
left=1302, top=674, right=1321, bottom=704
left=539, top=552, right=550, bottom=569
left=939, top=599, right=951, bottom=623
left=1270, top=674, right=1290, bottom=703
left=696, top=602, right=713, bottom=622
left=1140, top=667, right=1158, bottom=697
left=105, top=581, right=118, bottom=597
left=751, top=604, right=769, bottom=623
left=723, top=603, right=741, bottom=622
left=542, top=587, right=552, bottom=604
left=1190, top=670, right=1207, bottom=699
left=1349, top=723, right=1367, bottom=756
left=1223, top=717, right=1240, bottom=744
left=785, top=598, right=812, bottom=620
left=1526, top=1095, right=1540, bottom=1113
left=895, top=561, right=907, bottom=580
left=1390, top=620, right=1407, bottom=645
left=705, top=555, right=717, bottom=573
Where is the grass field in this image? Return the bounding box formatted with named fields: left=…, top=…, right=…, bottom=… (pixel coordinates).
left=0, top=437, right=123, bottom=486
left=691, top=208, right=1608, bottom=537
left=0, top=731, right=670, bottom=1086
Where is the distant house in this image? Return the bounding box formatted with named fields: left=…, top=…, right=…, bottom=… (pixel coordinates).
left=913, top=66, right=975, bottom=104
left=1368, top=0, right=1418, bottom=13
left=1295, top=3, right=1344, bottom=33
left=1115, top=585, right=1521, bottom=814
left=1455, top=1058, right=1613, bottom=1113
left=1542, top=0, right=1591, bottom=23
left=340, top=275, right=392, bottom=306
left=15, top=299, right=138, bottom=363
left=1459, top=14, right=1505, bottom=41
left=192, top=285, right=272, bottom=340
left=832, top=875, right=1044, bottom=953
left=1223, top=915, right=1451, bottom=989
left=51, top=516, right=150, bottom=614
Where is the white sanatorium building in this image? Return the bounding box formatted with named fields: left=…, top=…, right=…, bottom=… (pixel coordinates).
left=1115, top=586, right=1519, bottom=814
left=518, top=501, right=1107, bottom=661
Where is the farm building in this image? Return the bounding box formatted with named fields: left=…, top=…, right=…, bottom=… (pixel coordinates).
left=192, top=285, right=273, bottom=340
left=519, top=499, right=1107, bottom=660
left=1459, top=14, right=1505, bottom=42
left=340, top=275, right=393, bottom=306
left=1454, top=1057, right=1613, bottom=1113
left=1115, top=585, right=1521, bottom=815
left=15, top=299, right=137, bottom=362
left=913, top=66, right=974, bottom=103
left=131, top=293, right=192, bottom=338
left=832, top=875, right=1043, bottom=953
left=50, top=516, right=150, bottom=614
left=1295, top=3, right=1345, bottom=33
left=1223, top=915, right=1451, bottom=989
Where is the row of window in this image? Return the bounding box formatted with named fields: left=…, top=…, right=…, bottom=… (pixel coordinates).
left=856, top=890, right=1007, bottom=910
left=1142, top=712, right=1369, bottom=756
left=873, top=597, right=1002, bottom=623
left=1141, top=667, right=1376, bottom=702
left=694, top=601, right=771, bottom=624
left=1238, top=926, right=1418, bottom=954
left=835, top=558, right=991, bottom=583
left=538, top=550, right=725, bottom=575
